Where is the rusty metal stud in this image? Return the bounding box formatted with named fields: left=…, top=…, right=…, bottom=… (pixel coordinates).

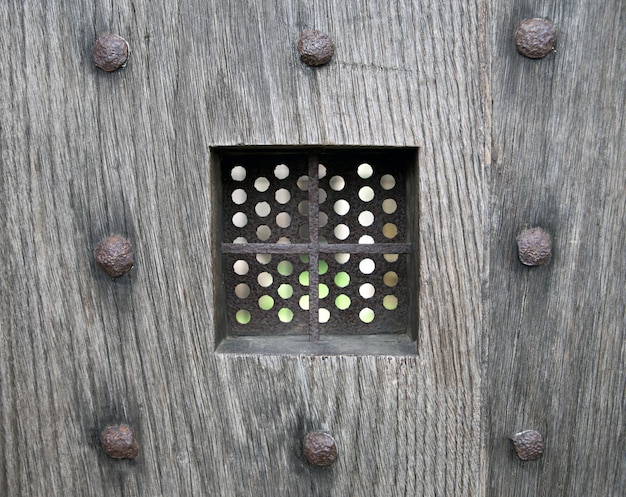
left=303, top=432, right=338, bottom=466
left=511, top=430, right=545, bottom=460
left=94, top=235, right=134, bottom=277
left=92, top=34, right=130, bottom=72
left=101, top=424, right=139, bottom=460
left=515, top=18, right=556, bottom=59
left=517, top=227, right=551, bottom=266
left=298, top=30, right=335, bottom=67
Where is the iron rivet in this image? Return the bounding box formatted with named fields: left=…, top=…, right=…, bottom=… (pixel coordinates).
left=101, top=424, right=139, bottom=460
left=511, top=430, right=545, bottom=460
left=298, top=30, right=335, bottom=67
left=515, top=18, right=556, bottom=59
left=92, top=34, right=130, bottom=72
left=516, top=227, right=551, bottom=266
left=303, top=432, right=338, bottom=466
left=94, top=235, right=134, bottom=277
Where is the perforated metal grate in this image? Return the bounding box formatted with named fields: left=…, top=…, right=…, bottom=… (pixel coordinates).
left=221, top=149, right=413, bottom=340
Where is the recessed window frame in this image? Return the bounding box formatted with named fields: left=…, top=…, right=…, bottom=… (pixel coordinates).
left=210, top=146, right=419, bottom=356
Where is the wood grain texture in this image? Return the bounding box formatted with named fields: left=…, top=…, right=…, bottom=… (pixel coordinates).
left=487, top=1, right=626, bottom=495
left=0, top=1, right=484, bottom=496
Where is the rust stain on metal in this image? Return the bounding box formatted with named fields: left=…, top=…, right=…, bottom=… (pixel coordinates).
left=101, top=424, right=139, bottom=460
left=517, top=227, right=551, bottom=266
left=92, top=34, right=130, bottom=72
left=511, top=430, right=545, bottom=460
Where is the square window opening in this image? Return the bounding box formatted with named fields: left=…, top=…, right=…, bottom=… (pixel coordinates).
left=211, top=147, right=419, bottom=356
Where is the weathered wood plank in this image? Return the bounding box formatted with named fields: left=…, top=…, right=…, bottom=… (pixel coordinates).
left=1, top=0, right=484, bottom=496
left=488, top=1, right=626, bottom=495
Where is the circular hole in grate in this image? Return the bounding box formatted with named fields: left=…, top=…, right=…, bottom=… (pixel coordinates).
left=233, top=260, right=249, bottom=275
left=256, top=225, right=272, bottom=241
left=233, top=237, right=247, bottom=244
left=384, top=253, right=399, bottom=263
left=299, top=295, right=309, bottom=310
left=319, top=235, right=328, bottom=244
left=383, top=271, right=399, bottom=287
left=335, top=294, right=351, bottom=310
left=298, top=200, right=309, bottom=216
left=358, top=210, right=374, bottom=227
left=359, top=308, right=375, bottom=323
left=276, top=212, right=292, bottom=228
left=235, top=283, right=250, bottom=299
left=232, top=212, right=248, bottom=228
left=319, top=284, right=330, bottom=299
left=359, top=235, right=375, bottom=244
left=359, top=186, right=375, bottom=202
left=236, top=309, right=251, bottom=324
left=277, top=260, right=294, bottom=276
left=334, top=253, right=350, bottom=264
left=300, top=254, right=309, bottom=263
left=278, top=308, right=294, bottom=323
left=232, top=189, right=247, bottom=205
left=334, top=224, right=350, bottom=240
left=382, top=223, right=398, bottom=239
left=297, top=175, right=309, bottom=191
left=231, top=166, right=246, bottom=181
left=383, top=295, right=398, bottom=310
left=256, top=253, right=272, bottom=265
left=277, top=283, right=293, bottom=299
left=275, top=188, right=291, bottom=204
left=330, top=176, right=345, bottom=191
left=380, top=174, right=396, bottom=190
left=299, top=271, right=309, bottom=286
left=318, top=164, right=327, bottom=179
left=257, top=272, right=273, bottom=287
left=258, top=295, right=275, bottom=310
left=319, top=259, right=329, bottom=275
left=319, top=308, right=330, bottom=323
left=359, top=283, right=375, bottom=299
left=334, top=199, right=350, bottom=215
left=382, top=198, right=397, bottom=214
left=274, top=164, right=289, bottom=179
left=319, top=188, right=327, bottom=204
left=277, top=237, right=291, bottom=244
left=319, top=211, right=329, bottom=228
left=255, top=201, right=271, bottom=217
left=334, top=271, right=350, bottom=288
left=254, top=177, right=270, bottom=192
left=357, top=163, right=374, bottom=179
left=359, top=258, right=376, bottom=274
left=299, top=225, right=309, bottom=240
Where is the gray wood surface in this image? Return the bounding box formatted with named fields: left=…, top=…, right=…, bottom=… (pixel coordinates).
left=0, top=1, right=484, bottom=496
left=487, top=1, right=626, bottom=495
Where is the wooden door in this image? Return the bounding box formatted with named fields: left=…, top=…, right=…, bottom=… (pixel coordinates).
left=0, top=1, right=623, bottom=496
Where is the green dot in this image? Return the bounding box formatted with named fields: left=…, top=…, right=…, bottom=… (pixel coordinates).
left=277, top=260, right=294, bottom=276
left=299, top=254, right=309, bottom=263
left=299, top=271, right=310, bottom=286
left=319, top=284, right=329, bottom=299
left=277, top=284, right=293, bottom=299
left=258, top=295, right=275, bottom=310
left=236, top=309, right=251, bottom=324
left=359, top=308, right=375, bottom=323
left=278, top=308, right=294, bottom=323
left=334, top=271, right=350, bottom=288
left=335, top=294, right=351, bottom=310
left=319, top=260, right=329, bottom=275
left=383, top=295, right=398, bottom=310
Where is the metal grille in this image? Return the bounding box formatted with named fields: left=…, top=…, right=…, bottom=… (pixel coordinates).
left=221, top=150, right=412, bottom=340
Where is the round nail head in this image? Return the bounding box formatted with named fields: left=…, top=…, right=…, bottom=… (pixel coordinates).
left=515, top=18, right=556, bottom=59
left=95, top=235, right=134, bottom=277
left=101, top=424, right=139, bottom=460
left=93, top=34, right=130, bottom=72
left=298, top=30, right=335, bottom=67
left=303, top=432, right=338, bottom=466
left=511, top=430, right=544, bottom=460
left=517, top=227, right=551, bottom=266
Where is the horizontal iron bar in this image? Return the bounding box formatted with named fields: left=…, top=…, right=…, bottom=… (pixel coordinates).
left=222, top=243, right=412, bottom=254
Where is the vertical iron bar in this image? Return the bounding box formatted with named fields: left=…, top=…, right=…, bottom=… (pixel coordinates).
left=308, top=155, right=320, bottom=341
